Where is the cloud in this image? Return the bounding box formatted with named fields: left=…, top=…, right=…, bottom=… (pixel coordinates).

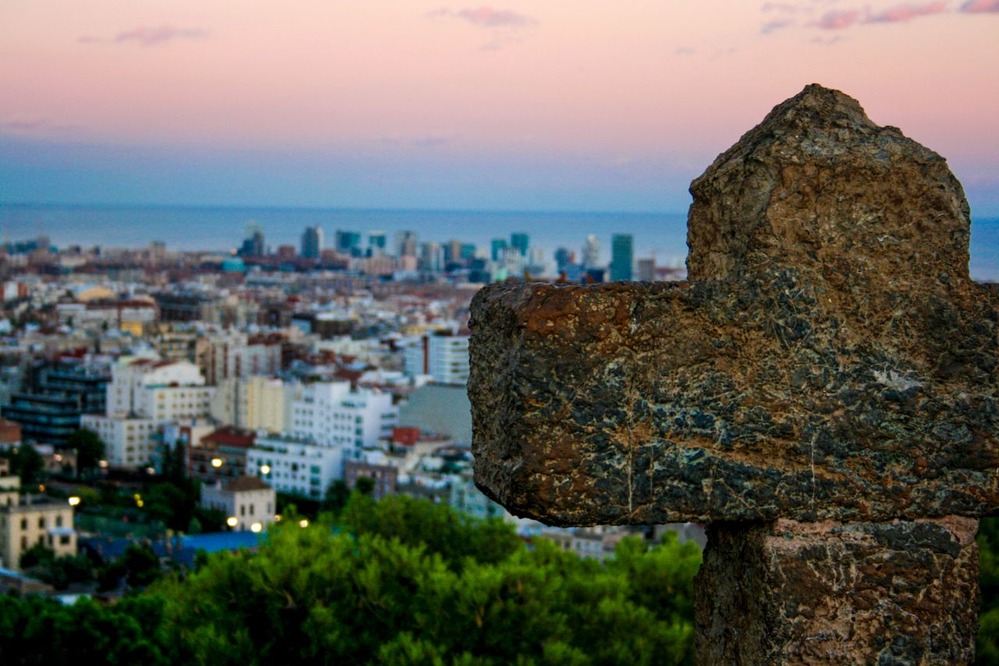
left=762, top=19, right=794, bottom=33
left=79, top=25, right=210, bottom=47
left=1, top=118, right=82, bottom=134
left=960, top=0, right=999, bottom=11
left=429, top=7, right=535, bottom=28
left=866, top=1, right=948, bottom=23
left=812, top=8, right=863, bottom=29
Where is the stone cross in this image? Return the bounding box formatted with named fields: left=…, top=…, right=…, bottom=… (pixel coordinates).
left=468, top=84, right=999, bottom=663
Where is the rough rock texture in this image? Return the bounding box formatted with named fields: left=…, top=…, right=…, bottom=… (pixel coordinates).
left=468, top=84, right=999, bottom=526
left=694, top=517, right=980, bottom=665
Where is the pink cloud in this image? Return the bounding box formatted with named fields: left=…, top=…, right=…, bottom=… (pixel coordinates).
left=762, top=19, right=793, bottom=34
left=960, top=0, right=999, bottom=11
left=429, top=7, right=534, bottom=28
left=79, top=25, right=210, bottom=47
left=813, top=9, right=863, bottom=29
left=866, top=1, right=948, bottom=23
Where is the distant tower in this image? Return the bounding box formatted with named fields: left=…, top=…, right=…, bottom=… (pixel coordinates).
left=554, top=247, right=574, bottom=272
left=420, top=242, right=443, bottom=272
left=610, top=234, right=634, bottom=282
left=334, top=230, right=361, bottom=256
left=239, top=222, right=266, bottom=257
left=368, top=231, right=387, bottom=256
left=582, top=235, right=600, bottom=268
left=301, top=225, right=323, bottom=259
left=491, top=239, right=508, bottom=262
left=510, top=232, right=529, bottom=257
left=396, top=230, right=418, bottom=258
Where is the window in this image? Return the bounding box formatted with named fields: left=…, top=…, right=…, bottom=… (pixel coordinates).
left=20, top=518, right=26, bottom=530
left=38, top=517, right=45, bottom=529
left=60, top=535, right=71, bottom=546
left=56, top=516, right=63, bottom=527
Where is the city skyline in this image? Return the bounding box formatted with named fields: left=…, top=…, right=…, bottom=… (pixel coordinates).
left=1, top=2, right=998, bottom=216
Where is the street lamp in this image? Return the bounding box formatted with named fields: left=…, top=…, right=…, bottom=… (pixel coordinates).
left=211, top=458, right=223, bottom=469
left=226, top=516, right=238, bottom=528
left=68, top=496, right=81, bottom=507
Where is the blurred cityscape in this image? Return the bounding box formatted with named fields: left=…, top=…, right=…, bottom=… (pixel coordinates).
left=0, top=223, right=699, bottom=598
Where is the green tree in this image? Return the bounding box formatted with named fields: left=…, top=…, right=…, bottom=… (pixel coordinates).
left=67, top=427, right=105, bottom=476
left=10, top=444, right=45, bottom=487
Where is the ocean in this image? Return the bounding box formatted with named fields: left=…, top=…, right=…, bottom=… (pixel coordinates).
left=1, top=203, right=997, bottom=282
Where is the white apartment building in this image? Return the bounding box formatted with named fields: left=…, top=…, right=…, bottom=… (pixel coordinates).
left=404, top=331, right=470, bottom=385
left=200, top=476, right=276, bottom=532
left=210, top=375, right=288, bottom=433
left=196, top=332, right=282, bottom=385
left=106, top=358, right=213, bottom=423
left=246, top=434, right=344, bottom=500
left=80, top=413, right=156, bottom=468
left=287, top=381, right=397, bottom=458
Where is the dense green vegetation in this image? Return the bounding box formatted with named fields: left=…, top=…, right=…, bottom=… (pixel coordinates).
left=979, top=518, right=999, bottom=663
left=0, top=494, right=701, bottom=665
left=7, top=491, right=998, bottom=663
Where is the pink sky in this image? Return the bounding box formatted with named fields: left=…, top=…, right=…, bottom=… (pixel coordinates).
left=1, top=0, right=997, bottom=213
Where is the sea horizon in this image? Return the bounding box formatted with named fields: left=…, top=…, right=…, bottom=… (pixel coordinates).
left=2, top=201, right=997, bottom=282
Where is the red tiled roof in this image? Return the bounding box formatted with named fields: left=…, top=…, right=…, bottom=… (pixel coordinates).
left=224, top=475, right=272, bottom=492
left=202, top=426, right=256, bottom=448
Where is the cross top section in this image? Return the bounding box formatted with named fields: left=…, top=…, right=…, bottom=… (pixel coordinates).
left=468, top=84, right=998, bottom=527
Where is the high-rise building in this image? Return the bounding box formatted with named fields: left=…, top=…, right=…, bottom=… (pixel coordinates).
left=491, top=239, right=508, bottom=262
left=510, top=233, right=529, bottom=257
left=301, top=225, right=323, bottom=259
left=368, top=231, right=387, bottom=255
left=238, top=222, right=266, bottom=257
left=334, top=230, right=362, bottom=256
left=582, top=235, right=600, bottom=268
left=404, top=331, right=470, bottom=385
left=420, top=242, right=443, bottom=272
left=610, top=234, right=634, bottom=282
left=445, top=239, right=463, bottom=264
left=396, top=230, right=418, bottom=258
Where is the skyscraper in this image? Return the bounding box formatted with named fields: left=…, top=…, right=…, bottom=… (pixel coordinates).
left=510, top=232, right=529, bottom=257
left=610, top=234, right=633, bottom=282
left=396, top=230, right=418, bottom=258
left=335, top=230, right=362, bottom=255
left=368, top=231, right=387, bottom=255
left=582, top=235, right=600, bottom=268
left=491, top=239, right=508, bottom=262
left=238, top=222, right=266, bottom=257
left=301, top=225, right=323, bottom=259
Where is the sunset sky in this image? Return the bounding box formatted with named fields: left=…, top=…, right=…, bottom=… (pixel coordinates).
left=1, top=0, right=997, bottom=215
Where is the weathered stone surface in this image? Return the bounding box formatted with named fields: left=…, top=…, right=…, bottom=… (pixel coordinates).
left=468, top=84, right=999, bottom=526
left=694, top=517, right=980, bottom=665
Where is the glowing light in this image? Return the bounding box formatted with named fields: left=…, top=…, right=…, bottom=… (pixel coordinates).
left=68, top=496, right=81, bottom=506
left=98, top=460, right=108, bottom=469
left=38, top=484, right=45, bottom=492
left=227, top=516, right=239, bottom=528
left=211, top=458, right=223, bottom=468
left=260, top=464, right=271, bottom=475
left=250, top=522, right=263, bottom=533
left=299, top=519, right=309, bottom=528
